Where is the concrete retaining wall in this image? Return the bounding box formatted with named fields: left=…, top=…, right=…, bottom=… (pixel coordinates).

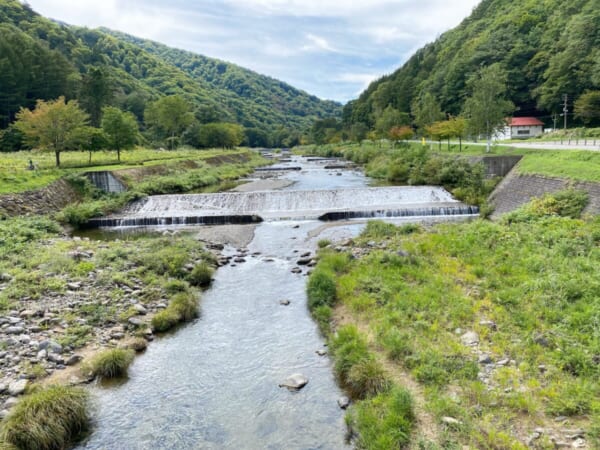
left=490, top=171, right=600, bottom=218
left=470, top=155, right=523, bottom=178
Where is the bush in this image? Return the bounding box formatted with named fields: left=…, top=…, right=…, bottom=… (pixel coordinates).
left=126, top=337, right=148, bottom=352
left=0, top=385, right=89, bottom=450
left=151, top=309, right=181, bottom=332
left=307, top=269, right=337, bottom=310
left=188, top=262, right=213, bottom=287
left=169, top=292, right=198, bottom=321
left=347, top=358, right=391, bottom=399
left=504, top=189, right=589, bottom=223
left=163, top=279, right=189, bottom=294
left=349, top=387, right=415, bottom=450
left=88, top=348, right=135, bottom=378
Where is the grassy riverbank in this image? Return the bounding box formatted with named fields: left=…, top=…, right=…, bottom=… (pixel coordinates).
left=0, top=147, right=264, bottom=194
left=300, top=142, right=600, bottom=185
left=309, top=191, right=600, bottom=448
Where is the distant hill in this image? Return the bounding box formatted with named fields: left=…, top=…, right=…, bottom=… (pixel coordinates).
left=0, top=0, right=340, bottom=134
left=344, top=0, right=599, bottom=128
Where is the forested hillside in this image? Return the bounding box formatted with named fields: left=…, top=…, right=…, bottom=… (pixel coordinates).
left=343, top=0, right=600, bottom=130
left=0, top=0, right=340, bottom=147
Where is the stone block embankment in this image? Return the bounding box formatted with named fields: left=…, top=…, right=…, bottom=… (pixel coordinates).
left=0, top=179, right=80, bottom=217
left=469, top=155, right=522, bottom=178
left=490, top=171, right=600, bottom=218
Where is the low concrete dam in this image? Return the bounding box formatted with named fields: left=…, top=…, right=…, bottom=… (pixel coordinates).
left=88, top=186, right=478, bottom=227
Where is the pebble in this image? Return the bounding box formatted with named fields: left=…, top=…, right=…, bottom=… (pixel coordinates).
left=133, top=304, right=148, bottom=315
left=279, top=299, right=291, bottom=306
left=316, top=349, right=327, bottom=356
left=128, top=317, right=144, bottom=327
left=5, top=326, right=25, bottom=335
left=441, top=416, right=462, bottom=426
left=460, top=331, right=479, bottom=346
left=66, top=355, right=83, bottom=366
left=478, top=353, right=493, bottom=364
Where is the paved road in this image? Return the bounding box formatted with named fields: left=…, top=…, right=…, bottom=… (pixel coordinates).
left=411, top=139, right=600, bottom=151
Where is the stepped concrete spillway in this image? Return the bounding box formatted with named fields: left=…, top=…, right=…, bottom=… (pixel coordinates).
left=86, top=186, right=478, bottom=228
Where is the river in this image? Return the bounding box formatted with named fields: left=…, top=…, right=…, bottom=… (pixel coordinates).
left=77, top=156, right=474, bottom=449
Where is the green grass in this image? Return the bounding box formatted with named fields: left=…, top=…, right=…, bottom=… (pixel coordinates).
left=151, top=291, right=199, bottom=333
left=187, top=262, right=214, bottom=287
left=517, top=150, right=600, bottom=182
left=0, top=385, right=89, bottom=450
left=88, top=348, right=135, bottom=378
left=0, top=147, right=264, bottom=194
left=309, top=192, right=600, bottom=447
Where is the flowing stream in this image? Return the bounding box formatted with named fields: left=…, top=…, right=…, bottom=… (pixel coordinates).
left=77, top=156, right=476, bottom=449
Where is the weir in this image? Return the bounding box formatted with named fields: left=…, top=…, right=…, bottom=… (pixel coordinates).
left=88, top=186, right=477, bottom=228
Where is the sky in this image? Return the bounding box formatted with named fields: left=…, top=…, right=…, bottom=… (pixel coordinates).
left=24, top=0, right=481, bottom=103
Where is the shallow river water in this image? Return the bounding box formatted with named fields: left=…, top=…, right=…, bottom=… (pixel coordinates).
left=77, top=157, right=471, bottom=449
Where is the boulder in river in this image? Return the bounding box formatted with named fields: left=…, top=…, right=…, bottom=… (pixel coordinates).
left=279, top=373, right=308, bottom=390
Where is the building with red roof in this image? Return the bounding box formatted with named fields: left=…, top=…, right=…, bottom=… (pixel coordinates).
left=506, top=117, right=544, bottom=139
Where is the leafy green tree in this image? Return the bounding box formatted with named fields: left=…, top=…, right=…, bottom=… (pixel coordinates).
left=69, top=126, right=108, bottom=164
left=101, top=107, right=139, bottom=161
left=14, top=96, right=89, bottom=166
left=462, top=65, right=514, bottom=152
left=411, top=92, right=445, bottom=133
left=574, top=91, right=600, bottom=126
left=446, top=116, right=468, bottom=152
left=375, top=106, right=410, bottom=138
left=310, top=118, right=341, bottom=145
left=198, top=123, right=244, bottom=148
left=388, top=126, right=413, bottom=145
left=244, top=127, right=271, bottom=148
left=80, top=67, right=114, bottom=126
left=427, top=121, right=453, bottom=151
left=144, top=95, right=194, bottom=149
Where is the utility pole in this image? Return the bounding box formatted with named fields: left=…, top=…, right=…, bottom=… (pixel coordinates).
left=562, top=94, right=568, bottom=130
left=552, top=112, right=559, bottom=131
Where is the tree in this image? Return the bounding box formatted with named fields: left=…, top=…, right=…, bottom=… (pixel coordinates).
left=101, top=107, right=139, bottom=161
left=446, top=116, right=468, bottom=152
left=69, top=126, right=108, bottom=164
left=574, top=91, right=600, bottom=126
left=198, top=123, right=244, bottom=148
left=144, top=95, right=194, bottom=149
left=388, top=126, right=413, bottom=145
left=14, top=97, right=88, bottom=166
left=462, top=65, right=514, bottom=153
left=374, top=106, right=410, bottom=138
left=411, top=92, right=445, bottom=133
left=80, top=67, right=113, bottom=126
left=427, top=121, right=453, bottom=151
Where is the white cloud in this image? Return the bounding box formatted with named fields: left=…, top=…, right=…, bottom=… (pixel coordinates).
left=24, top=0, right=482, bottom=101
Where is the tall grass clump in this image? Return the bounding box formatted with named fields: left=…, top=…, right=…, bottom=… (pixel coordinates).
left=187, top=262, right=214, bottom=287
left=307, top=269, right=337, bottom=310
left=151, top=291, right=199, bottom=332
left=0, top=385, right=89, bottom=450
left=348, top=387, right=415, bottom=450
left=88, top=348, right=135, bottom=378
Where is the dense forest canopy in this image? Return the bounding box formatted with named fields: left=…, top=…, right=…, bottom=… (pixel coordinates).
left=0, top=0, right=341, bottom=148
left=343, top=0, right=600, bottom=131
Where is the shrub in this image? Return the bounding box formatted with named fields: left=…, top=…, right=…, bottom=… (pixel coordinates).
left=169, top=292, right=198, bottom=321
left=317, top=239, right=331, bottom=248
left=163, top=279, right=189, bottom=294
left=504, top=189, right=589, bottom=223
left=0, top=385, right=89, bottom=450
left=88, top=348, right=135, bottom=378
left=347, top=358, right=391, bottom=399
left=349, top=387, right=415, bottom=450
left=307, top=269, right=337, bottom=310
left=311, top=305, right=333, bottom=335
left=188, top=262, right=213, bottom=287
left=126, top=337, right=148, bottom=352
left=151, top=309, right=180, bottom=332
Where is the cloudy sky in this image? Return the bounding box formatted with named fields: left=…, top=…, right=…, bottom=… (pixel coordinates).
left=24, top=0, right=481, bottom=102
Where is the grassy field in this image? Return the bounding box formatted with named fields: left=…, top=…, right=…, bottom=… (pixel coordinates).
left=0, top=147, right=260, bottom=194
left=518, top=151, right=600, bottom=182
left=308, top=192, right=600, bottom=448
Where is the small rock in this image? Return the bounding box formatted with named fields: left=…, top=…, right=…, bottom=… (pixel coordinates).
left=533, top=333, right=551, bottom=348
left=67, top=282, right=81, bottom=291
left=0, top=410, right=9, bottom=419
left=441, top=416, right=462, bottom=426
left=0, top=383, right=6, bottom=394
left=4, top=397, right=19, bottom=409
left=460, top=331, right=479, bottom=346
left=0, top=351, right=6, bottom=359
left=572, top=438, right=586, bottom=448
left=279, top=373, right=309, bottom=390
left=8, top=379, right=28, bottom=396
left=66, top=355, right=83, bottom=366
left=297, top=258, right=312, bottom=265
left=0, top=273, right=13, bottom=282
left=479, top=320, right=497, bottom=330
left=234, top=257, right=246, bottom=263
left=47, top=353, right=64, bottom=365
left=565, top=430, right=585, bottom=440
left=316, top=349, right=327, bottom=356
left=300, top=252, right=311, bottom=258
left=279, top=299, right=291, bottom=306
left=496, top=358, right=510, bottom=366
left=5, top=326, right=24, bottom=335
left=337, top=396, right=350, bottom=409
left=291, top=267, right=302, bottom=274
left=133, top=304, right=148, bottom=315
left=128, top=317, right=144, bottom=327
left=478, top=353, right=493, bottom=364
